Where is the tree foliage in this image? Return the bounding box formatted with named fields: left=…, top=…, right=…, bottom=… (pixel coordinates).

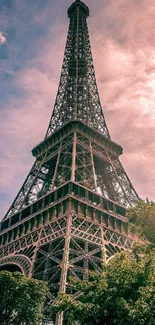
left=127, top=198, right=155, bottom=244
left=0, top=271, right=48, bottom=325
left=55, top=245, right=155, bottom=325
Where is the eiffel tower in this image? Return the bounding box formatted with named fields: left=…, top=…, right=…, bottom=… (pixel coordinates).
left=0, top=0, right=139, bottom=324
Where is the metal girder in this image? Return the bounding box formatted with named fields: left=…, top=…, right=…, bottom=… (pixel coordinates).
left=3, top=127, right=138, bottom=219
left=0, top=213, right=133, bottom=267
left=0, top=209, right=134, bottom=324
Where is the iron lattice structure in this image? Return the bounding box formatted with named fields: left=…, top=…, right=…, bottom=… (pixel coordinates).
left=0, top=1, right=139, bottom=324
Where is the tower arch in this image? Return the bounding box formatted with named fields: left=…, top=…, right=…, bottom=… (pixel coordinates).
left=0, top=255, right=31, bottom=276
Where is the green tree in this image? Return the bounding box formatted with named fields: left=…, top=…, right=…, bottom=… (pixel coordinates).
left=0, top=271, right=48, bottom=325
left=127, top=198, right=155, bottom=244
left=55, top=246, right=155, bottom=325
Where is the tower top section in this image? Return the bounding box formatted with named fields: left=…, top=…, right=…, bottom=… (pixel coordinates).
left=45, top=0, right=110, bottom=139
left=68, top=0, right=89, bottom=19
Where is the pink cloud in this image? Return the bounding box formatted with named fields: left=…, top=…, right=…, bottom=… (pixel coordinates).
left=0, top=32, right=6, bottom=45
left=0, top=29, right=66, bottom=217
left=89, top=0, right=155, bottom=200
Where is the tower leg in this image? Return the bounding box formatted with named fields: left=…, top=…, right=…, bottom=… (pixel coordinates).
left=56, top=213, right=72, bottom=325
left=56, top=312, right=64, bottom=325
left=101, top=226, right=107, bottom=266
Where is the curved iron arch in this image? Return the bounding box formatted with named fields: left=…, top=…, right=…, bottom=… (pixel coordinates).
left=0, top=254, right=32, bottom=276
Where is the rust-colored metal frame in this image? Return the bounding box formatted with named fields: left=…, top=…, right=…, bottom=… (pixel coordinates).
left=0, top=1, right=139, bottom=325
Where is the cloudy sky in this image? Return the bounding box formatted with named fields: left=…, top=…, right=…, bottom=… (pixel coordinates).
left=0, top=0, right=155, bottom=218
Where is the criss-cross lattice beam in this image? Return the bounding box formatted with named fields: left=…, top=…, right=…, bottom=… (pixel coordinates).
left=0, top=213, right=133, bottom=266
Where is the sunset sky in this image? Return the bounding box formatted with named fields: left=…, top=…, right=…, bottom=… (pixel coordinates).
left=0, top=0, right=155, bottom=218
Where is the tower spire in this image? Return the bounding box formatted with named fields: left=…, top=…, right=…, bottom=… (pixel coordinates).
left=45, top=0, right=110, bottom=139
